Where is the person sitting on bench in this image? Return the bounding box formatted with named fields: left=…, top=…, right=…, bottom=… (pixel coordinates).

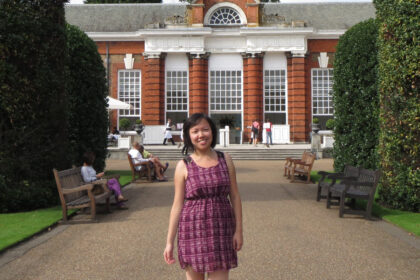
left=129, top=142, right=167, bottom=182
left=140, top=145, right=169, bottom=174
left=81, top=151, right=128, bottom=209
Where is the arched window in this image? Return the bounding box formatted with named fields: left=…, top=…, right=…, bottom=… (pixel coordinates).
left=209, top=7, right=242, bottom=25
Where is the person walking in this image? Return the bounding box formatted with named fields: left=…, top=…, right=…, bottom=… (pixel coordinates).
left=265, top=118, right=273, bottom=148
left=163, top=118, right=176, bottom=145
left=251, top=119, right=260, bottom=147
left=164, top=113, right=243, bottom=280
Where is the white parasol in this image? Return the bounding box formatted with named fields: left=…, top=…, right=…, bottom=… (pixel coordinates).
left=107, top=97, right=132, bottom=110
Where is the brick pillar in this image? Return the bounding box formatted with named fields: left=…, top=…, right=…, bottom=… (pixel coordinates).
left=243, top=53, right=264, bottom=143
left=287, top=52, right=307, bottom=142
left=143, top=53, right=165, bottom=125
left=189, top=53, right=209, bottom=115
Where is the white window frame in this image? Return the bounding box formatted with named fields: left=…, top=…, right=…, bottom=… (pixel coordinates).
left=263, top=69, right=287, bottom=114
left=209, top=70, right=243, bottom=113
left=165, top=70, right=189, bottom=113
left=204, top=2, right=247, bottom=26
left=117, top=70, right=141, bottom=122
left=165, top=54, right=189, bottom=124
left=311, top=68, right=334, bottom=116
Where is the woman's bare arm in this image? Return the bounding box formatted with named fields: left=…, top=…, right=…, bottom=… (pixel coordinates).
left=225, top=152, right=243, bottom=251
left=164, top=160, right=187, bottom=264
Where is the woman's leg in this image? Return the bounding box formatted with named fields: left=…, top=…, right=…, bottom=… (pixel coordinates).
left=186, top=267, right=205, bottom=280
left=208, top=270, right=229, bottom=280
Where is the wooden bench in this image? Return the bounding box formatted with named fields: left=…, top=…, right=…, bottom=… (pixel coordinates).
left=284, top=151, right=311, bottom=178
left=53, top=167, right=111, bottom=222
left=329, top=168, right=380, bottom=220
left=127, top=153, right=153, bottom=182
left=288, top=152, right=316, bottom=183
left=317, top=165, right=360, bottom=207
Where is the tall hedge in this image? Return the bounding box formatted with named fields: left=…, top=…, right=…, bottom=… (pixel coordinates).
left=66, top=24, right=108, bottom=171
left=0, top=0, right=71, bottom=212
left=85, top=0, right=161, bottom=3
left=374, top=0, right=420, bottom=211
left=332, top=19, right=379, bottom=172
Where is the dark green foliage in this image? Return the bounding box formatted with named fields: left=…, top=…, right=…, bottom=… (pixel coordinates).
left=0, top=0, right=71, bottom=212
left=119, top=118, right=131, bottom=131
left=66, top=24, right=108, bottom=171
left=85, top=0, right=161, bottom=3
left=374, top=0, right=419, bottom=211
left=326, top=119, right=335, bottom=130
left=332, top=19, right=379, bottom=172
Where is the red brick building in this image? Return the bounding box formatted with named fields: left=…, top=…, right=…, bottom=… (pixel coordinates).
left=66, top=1, right=375, bottom=144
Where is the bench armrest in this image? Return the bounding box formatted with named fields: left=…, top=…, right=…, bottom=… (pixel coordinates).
left=295, top=162, right=312, bottom=167
left=342, top=180, right=375, bottom=187
left=326, top=172, right=344, bottom=179
left=62, top=183, right=93, bottom=194
left=103, top=174, right=120, bottom=180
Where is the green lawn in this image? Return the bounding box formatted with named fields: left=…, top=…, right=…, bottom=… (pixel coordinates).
left=310, top=171, right=420, bottom=236
left=0, top=206, right=77, bottom=251
left=0, top=171, right=131, bottom=252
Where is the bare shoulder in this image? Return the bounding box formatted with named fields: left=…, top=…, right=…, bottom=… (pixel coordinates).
left=223, top=152, right=234, bottom=166
left=175, top=159, right=187, bottom=171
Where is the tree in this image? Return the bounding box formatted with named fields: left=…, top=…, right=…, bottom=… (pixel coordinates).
left=85, top=0, right=161, bottom=3
left=332, top=19, right=379, bottom=172
left=374, top=0, right=419, bottom=211
left=66, top=24, right=109, bottom=171
left=0, top=0, right=71, bottom=212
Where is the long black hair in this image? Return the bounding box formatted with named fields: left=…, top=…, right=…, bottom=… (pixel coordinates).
left=182, top=113, right=217, bottom=155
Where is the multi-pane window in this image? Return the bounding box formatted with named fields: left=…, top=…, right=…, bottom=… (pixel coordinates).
left=209, top=7, right=241, bottom=25
left=166, top=71, right=188, bottom=112
left=312, top=68, right=334, bottom=115
left=118, top=70, right=141, bottom=117
left=264, top=70, right=287, bottom=112
left=209, top=70, right=242, bottom=111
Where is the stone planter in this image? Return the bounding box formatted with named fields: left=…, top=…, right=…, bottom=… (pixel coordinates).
left=312, top=123, right=320, bottom=134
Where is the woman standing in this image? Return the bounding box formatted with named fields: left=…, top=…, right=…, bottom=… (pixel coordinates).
left=163, top=118, right=176, bottom=145
left=164, top=113, right=243, bottom=280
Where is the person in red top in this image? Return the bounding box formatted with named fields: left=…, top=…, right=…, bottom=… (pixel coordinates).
left=265, top=118, right=273, bottom=148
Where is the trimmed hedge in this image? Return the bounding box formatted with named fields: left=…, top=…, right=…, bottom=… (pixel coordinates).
left=332, top=19, right=379, bottom=172
left=66, top=24, right=108, bottom=171
left=0, top=0, right=71, bottom=212
left=374, top=0, right=420, bottom=211
left=85, top=0, right=161, bottom=3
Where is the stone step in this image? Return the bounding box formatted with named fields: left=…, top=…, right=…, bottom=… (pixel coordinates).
left=143, top=148, right=309, bottom=161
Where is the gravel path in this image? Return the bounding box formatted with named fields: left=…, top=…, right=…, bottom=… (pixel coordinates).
left=0, top=160, right=418, bottom=280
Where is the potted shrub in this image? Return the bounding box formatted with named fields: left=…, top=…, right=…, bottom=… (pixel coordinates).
left=134, top=119, right=144, bottom=135
left=312, top=117, right=320, bottom=133
left=119, top=118, right=130, bottom=131
left=326, top=118, right=335, bottom=131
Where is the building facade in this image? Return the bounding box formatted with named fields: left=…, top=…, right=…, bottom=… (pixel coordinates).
left=66, top=1, right=375, bottom=143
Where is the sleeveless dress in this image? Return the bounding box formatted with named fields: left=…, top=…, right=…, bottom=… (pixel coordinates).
left=178, top=151, right=238, bottom=273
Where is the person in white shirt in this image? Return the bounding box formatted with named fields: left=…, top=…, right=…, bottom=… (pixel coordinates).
left=163, top=118, right=176, bottom=145
left=129, top=142, right=167, bottom=182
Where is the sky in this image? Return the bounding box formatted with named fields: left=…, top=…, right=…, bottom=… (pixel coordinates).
left=68, top=0, right=372, bottom=4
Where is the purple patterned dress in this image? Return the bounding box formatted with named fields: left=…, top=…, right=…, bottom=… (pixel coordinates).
left=178, top=151, right=237, bottom=273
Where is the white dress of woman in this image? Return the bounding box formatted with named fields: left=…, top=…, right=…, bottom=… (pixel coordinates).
left=163, top=119, right=175, bottom=145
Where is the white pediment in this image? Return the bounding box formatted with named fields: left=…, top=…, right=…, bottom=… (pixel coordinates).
left=247, top=36, right=306, bottom=52
left=145, top=37, right=204, bottom=53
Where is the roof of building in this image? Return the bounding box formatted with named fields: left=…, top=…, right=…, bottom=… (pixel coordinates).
left=65, top=2, right=376, bottom=33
